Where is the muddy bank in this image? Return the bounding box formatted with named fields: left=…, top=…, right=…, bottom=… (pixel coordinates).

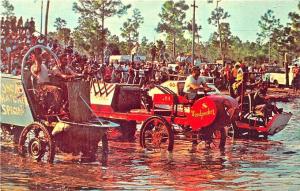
left=268, top=88, right=300, bottom=100
left=222, top=87, right=299, bottom=102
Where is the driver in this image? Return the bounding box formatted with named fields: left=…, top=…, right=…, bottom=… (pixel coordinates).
left=52, top=53, right=82, bottom=81
left=30, top=48, right=62, bottom=114
left=253, top=83, right=282, bottom=122
left=51, top=53, right=83, bottom=112
left=183, top=66, right=211, bottom=100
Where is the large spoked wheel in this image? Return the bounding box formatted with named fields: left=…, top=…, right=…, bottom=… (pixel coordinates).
left=140, top=116, right=174, bottom=152
left=19, top=122, right=55, bottom=163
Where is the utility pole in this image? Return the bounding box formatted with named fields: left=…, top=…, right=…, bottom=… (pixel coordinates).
left=101, top=3, right=105, bottom=64
left=40, top=0, right=43, bottom=34
left=191, top=0, right=198, bottom=66
left=44, top=0, right=50, bottom=38
left=268, top=37, right=271, bottom=64
left=216, top=0, right=224, bottom=66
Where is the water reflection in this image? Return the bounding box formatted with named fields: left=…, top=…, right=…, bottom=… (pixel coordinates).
left=1, top=99, right=300, bottom=190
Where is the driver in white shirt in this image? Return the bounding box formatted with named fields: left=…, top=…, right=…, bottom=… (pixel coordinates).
left=30, top=48, right=62, bottom=114
left=183, top=66, right=211, bottom=100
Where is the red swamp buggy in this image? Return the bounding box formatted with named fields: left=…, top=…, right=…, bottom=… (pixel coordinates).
left=90, top=80, right=240, bottom=151
left=231, top=72, right=292, bottom=138
left=90, top=75, right=292, bottom=152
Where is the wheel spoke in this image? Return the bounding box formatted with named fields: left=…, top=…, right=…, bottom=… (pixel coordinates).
left=141, top=117, right=173, bottom=152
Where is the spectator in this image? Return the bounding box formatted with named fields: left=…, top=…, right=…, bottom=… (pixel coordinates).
left=150, top=45, right=157, bottom=62
left=292, top=64, right=299, bottom=92
left=24, top=19, right=29, bottom=31
left=17, top=16, right=23, bottom=33
left=131, top=42, right=139, bottom=63
left=29, top=17, right=35, bottom=34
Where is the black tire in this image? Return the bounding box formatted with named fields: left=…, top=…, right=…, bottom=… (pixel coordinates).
left=140, top=116, right=174, bottom=151
left=18, top=122, right=55, bottom=163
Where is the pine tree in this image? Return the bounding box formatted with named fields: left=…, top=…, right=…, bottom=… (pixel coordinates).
left=1, top=0, right=14, bottom=17
left=73, top=0, right=130, bottom=62
left=156, top=0, right=189, bottom=57
left=208, top=6, right=230, bottom=63
left=120, top=8, right=144, bottom=54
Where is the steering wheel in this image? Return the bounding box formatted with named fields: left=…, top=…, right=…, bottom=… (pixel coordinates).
left=198, top=87, right=215, bottom=96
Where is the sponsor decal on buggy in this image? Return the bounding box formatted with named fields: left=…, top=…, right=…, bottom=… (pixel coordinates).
left=188, top=97, right=217, bottom=130
left=190, top=108, right=216, bottom=119
left=0, top=82, right=26, bottom=116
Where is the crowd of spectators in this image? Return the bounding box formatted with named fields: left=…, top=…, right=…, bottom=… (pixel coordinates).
left=1, top=16, right=36, bottom=75
left=1, top=15, right=298, bottom=93
left=0, top=16, right=97, bottom=78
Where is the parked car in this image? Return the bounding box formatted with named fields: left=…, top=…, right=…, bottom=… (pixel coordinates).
left=263, top=66, right=294, bottom=87
left=109, top=55, right=146, bottom=64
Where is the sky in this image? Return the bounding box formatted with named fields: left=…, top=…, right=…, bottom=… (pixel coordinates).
left=7, top=0, right=299, bottom=43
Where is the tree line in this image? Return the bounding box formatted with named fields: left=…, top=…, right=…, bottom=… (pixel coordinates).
left=2, top=0, right=299, bottom=65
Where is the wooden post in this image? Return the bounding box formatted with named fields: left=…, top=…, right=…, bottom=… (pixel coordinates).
left=44, top=0, right=50, bottom=37
left=284, top=52, right=289, bottom=87
left=40, top=0, right=43, bottom=34
left=191, top=0, right=197, bottom=66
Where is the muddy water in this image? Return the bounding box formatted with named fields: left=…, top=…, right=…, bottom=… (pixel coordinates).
left=1, top=99, right=300, bottom=190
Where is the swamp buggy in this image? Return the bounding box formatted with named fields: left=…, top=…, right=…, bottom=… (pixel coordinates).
left=0, top=45, right=118, bottom=163
left=89, top=78, right=240, bottom=151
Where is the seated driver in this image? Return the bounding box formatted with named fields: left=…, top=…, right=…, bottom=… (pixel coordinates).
left=253, top=83, right=281, bottom=121
left=183, top=66, right=211, bottom=100
left=30, top=48, right=62, bottom=114
left=51, top=53, right=83, bottom=111
left=52, top=53, right=83, bottom=81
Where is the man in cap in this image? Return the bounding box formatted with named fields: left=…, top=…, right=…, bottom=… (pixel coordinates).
left=52, top=53, right=82, bottom=81
left=183, top=66, right=211, bottom=100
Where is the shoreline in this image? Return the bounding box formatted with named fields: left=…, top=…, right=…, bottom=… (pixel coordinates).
left=222, top=87, right=300, bottom=102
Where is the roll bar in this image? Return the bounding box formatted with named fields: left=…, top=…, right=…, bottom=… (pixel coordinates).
left=21, top=44, right=60, bottom=83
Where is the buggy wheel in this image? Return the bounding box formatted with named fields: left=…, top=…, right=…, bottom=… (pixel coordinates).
left=140, top=116, right=174, bottom=151
left=18, top=122, right=55, bottom=163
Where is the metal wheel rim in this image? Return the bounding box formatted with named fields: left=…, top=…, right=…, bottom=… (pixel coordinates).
left=143, top=119, right=170, bottom=151
left=19, top=123, right=54, bottom=163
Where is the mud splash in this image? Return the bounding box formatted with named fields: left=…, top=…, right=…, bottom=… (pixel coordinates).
left=1, top=99, right=300, bottom=190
